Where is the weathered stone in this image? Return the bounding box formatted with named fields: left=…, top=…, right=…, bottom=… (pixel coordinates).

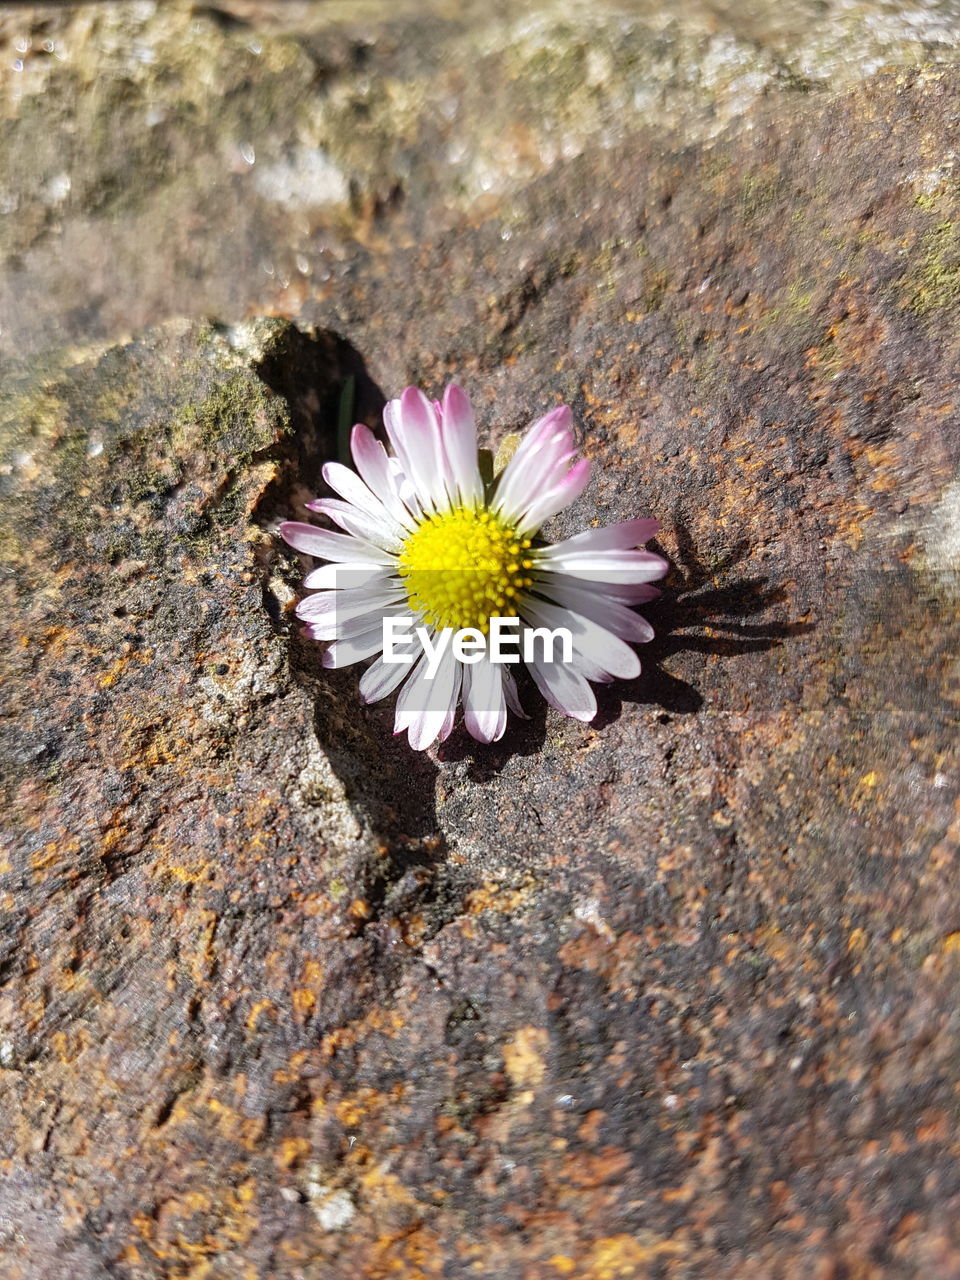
left=4, top=0, right=960, bottom=359
left=2, top=1, right=960, bottom=1277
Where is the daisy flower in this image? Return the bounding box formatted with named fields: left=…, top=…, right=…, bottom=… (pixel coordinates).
left=280, top=385, right=668, bottom=750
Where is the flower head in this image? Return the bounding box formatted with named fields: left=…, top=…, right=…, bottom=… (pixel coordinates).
left=280, top=385, right=667, bottom=750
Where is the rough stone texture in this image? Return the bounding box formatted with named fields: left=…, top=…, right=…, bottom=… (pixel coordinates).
left=2, top=1, right=960, bottom=1278
left=5, top=0, right=960, bottom=359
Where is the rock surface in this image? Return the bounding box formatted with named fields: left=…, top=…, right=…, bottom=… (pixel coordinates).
left=4, top=0, right=960, bottom=359
left=2, top=1, right=960, bottom=1277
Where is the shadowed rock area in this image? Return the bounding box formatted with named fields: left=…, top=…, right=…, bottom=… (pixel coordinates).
left=2, top=1, right=960, bottom=1277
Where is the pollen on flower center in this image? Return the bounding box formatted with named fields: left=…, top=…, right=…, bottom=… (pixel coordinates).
left=397, top=505, right=535, bottom=633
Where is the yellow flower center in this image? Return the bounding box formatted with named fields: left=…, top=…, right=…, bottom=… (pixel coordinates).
left=397, top=506, right=535, bottom=632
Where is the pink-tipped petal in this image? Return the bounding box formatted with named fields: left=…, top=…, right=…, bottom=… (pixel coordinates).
left=493, top=406, right=577, bottom=524
left=350, top=424, right=417, bottom=529
left=321, top=626, right=386, bottom=668
left=514, top=457, right=592, bottom=534
left=532, top=575, right=655, bottom=643
left=308, top=498, right=404, bottom=553
left=440, top=384, right=482, bottom=505
left=547, top=518, right=660, bottom=554
left=398, top=386, right=448, bottom=511
left=280, top=521, right=395, bottom=564
left=359, top=654, right=414, bottom=704
left=463, top=657, right=507, bottom=743
left=538, top=546, right=669, bottom=583
left=394, top=645, right=460, bottom=750
left=303, top=563, right=388, bottom=591
left=525, top=652, right=597, bottom=722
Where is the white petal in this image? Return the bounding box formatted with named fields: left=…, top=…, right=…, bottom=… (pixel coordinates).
left=394, top=645, right=460, bottom=750
left=280, top=522, right=395, bottom=565
left=317, top=462, right=410, bottom=537
left=359, top=653, right=415, bottom=704
left=526, top=651, right=597, bottom=722
left=395, top=466, right=424, bottom=519
left=463, top=656, right=507, bottom=743
left=521, top=597, right=640, bottom=680
left=440, top=384, right=482, bottom=506
left=537, top=547, right=669, bottom=583
left=296, top=581, right=405, bottom=623
left=513, top=458, right=591, bottom=535
left=308, top=499, right=404, bottom=553
left=602, top=583, right=663, bottom=605
left=522, top=618, right=607, bottom=683
left=547, top=518, right=660, bottom=553
left=532, top=575, right=655, bottom=642
left=493, top=406, right=576, bottom=524
left=349, top=425, right=418, bottom=530
left=394, top=651, right=428, bottom=729
left=501, top=666, right=527, bottom=719
left=308, top=603, right=409, bottom=643
left=320, top=627, right=385, bottom=668
left=303, top=563, right=390, bottom=591
left=386, top=389, right=448, bottom=513
left=438, top=662, right=463, bottom=742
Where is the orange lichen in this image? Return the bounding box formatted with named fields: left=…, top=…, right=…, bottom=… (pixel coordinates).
left=502, top=1026, right=549, bottom=1089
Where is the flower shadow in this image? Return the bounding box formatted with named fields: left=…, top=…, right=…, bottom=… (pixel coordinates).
left=592, top=518, right=814, bottom=728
